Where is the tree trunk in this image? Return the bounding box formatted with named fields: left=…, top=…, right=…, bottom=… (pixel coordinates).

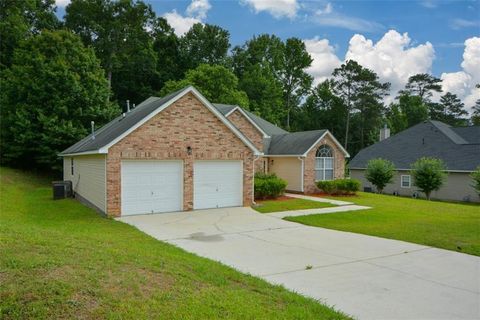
left=426, top=192, right=431, bottom=200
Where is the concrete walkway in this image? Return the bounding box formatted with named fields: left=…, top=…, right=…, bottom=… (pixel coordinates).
left=118, top=207, right=480, bottom=320
left=266, top=204, right=371, bottom=218
left=285, top=192, right=354, bottom=206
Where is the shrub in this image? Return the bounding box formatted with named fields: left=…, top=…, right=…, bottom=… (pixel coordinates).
left=471, top=166, right=480, bottom=197
left=254, top=173, right=287, bottom=200
left=411, top=157, right=447, bottom=200
left=365, top=158, right=395, bottom=193
left=316, top=179, right=360, bottom=195
left=316, top=180, right=337, bottom=194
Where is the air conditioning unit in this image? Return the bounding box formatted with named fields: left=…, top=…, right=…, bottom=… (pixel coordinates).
left=52, top=181, right=73, bottom=200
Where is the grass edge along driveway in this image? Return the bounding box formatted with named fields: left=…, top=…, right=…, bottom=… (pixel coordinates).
left=286, top=192, right=480, bottom=256
left=0, top=167, right=350, bottom=319
left=253, top=197, right=335, bottom=213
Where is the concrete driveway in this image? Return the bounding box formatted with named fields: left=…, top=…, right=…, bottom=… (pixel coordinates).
left=118, top=207, right=480, bottom=320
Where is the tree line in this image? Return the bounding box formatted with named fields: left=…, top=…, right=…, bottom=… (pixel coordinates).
left=1, top=0, right=479, bottom=171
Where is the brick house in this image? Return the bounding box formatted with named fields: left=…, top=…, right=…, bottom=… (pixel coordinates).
left=60, top=86, right=348, bottom=216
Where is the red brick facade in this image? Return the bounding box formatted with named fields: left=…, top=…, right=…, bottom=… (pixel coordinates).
left=226, top=109, right=267, bottom=173
left=106, top=93, right=254, bottom=217
left=303, top=134, right=346, bottom=193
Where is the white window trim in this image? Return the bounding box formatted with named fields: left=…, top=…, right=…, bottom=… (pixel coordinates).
left=401, top=175, right=411, bottom=188
left=315, top=157, right=334, bottom=181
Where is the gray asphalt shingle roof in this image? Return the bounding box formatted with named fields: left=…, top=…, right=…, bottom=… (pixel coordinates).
left=60, top=88, right=186, bottom=155
left=349, top=120, right=480, bottom=172
left=61, top=88, right=340, bottom=157
left=267, top=130, right=327, bottom=155
left=212, top=104, right=288, bottom=136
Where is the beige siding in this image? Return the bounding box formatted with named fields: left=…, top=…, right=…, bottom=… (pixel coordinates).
left=63, top=155, right=107, bottom=211
left=351, top=169, right=479, bottom=203
left=269, top=157, right=303, bottom=192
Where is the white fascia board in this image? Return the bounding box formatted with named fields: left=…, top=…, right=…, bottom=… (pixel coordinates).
left=225, top=106, right=270, bottom=138
left=99, top=86, right=192, bottom=152
left=302, top=130, right=350, bottom=158
left=265, top=154, right=305, bottom=157
left=58, top=150, right=106, bottom=157
left=186, top=87, right=263, bottom=156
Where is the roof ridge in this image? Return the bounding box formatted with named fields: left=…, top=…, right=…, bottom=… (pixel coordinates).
left=429, top=120, right=469, bottom=145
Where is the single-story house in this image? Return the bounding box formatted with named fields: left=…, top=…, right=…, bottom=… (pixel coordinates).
left=60, top=86, right=348, bottom=216
left=349, top=120, right=480, bottom=203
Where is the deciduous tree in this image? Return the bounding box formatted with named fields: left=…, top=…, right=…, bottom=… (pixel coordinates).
left=411, top=157, right=447, bottom=200
left=365, top=158, right=396, bottom=194
left=0, top=30, right=119, bottom=171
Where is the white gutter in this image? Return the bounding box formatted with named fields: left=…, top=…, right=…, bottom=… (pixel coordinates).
left=298, top=156, right=305, bottom=192
left=252, top=155, right=261, bottom=205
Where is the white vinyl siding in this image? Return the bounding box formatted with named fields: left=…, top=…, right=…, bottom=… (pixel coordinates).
left=269, top=157, right=302, bottom=192
left=63, top=155, right=106, bottom=212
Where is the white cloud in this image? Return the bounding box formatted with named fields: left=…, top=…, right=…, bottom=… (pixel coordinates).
left=305, top=30, right=436, bottom=104
left=304, top=37, right=341, bottom=85
left=164, top=0, right=211, bottom=36
left=345, top=30, right=435, bottom=97
left=441, top=37, right=480, bottom=110
left=450, top=18, right=479, bottom=30
left=186, top=0, right=211, bottom=20
left=241, top=0, right=298, bottom=19
left=420, top=0, right=438, bottom=9
left=55, top=0, right=70, bottom=7
left=311, top=2, right=383, bottom=32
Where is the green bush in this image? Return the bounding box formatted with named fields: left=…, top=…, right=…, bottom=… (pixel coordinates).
left=316, top=179, right=360, bottom=195
left=411, top=157, right=447, bottom=200
left=254, top=173, right=287, bottom=200
left=471, top=166, right=480, bottom=197
left=365, top=158, right=395, bottom=193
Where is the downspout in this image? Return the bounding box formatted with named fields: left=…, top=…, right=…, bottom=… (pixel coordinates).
left=298, top=156, right=304, bottom=193
left=252, top=155, right=260, bottom=205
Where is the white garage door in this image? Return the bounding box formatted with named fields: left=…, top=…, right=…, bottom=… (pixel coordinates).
left=121, top=160, right=183, bottom=216
left=194, top=161, right=243, bottom=210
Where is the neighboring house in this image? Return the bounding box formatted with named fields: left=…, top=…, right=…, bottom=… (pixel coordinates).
left=349, top=121, right=480, bottom=203
left=60, top=86, right=348, bottom=216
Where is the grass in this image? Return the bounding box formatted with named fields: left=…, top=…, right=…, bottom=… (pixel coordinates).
left=0, top=167, right=349, bottom=319
left=286, top=192, right=480, bottom=256
left=253, top=197, right=335, bottom=213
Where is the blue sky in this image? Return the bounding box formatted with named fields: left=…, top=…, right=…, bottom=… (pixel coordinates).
left=56, top=0, right=480, bottom=107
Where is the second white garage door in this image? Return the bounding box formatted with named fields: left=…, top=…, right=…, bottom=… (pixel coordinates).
left=193, top=161, right=243, bottom=210
left=121, top=160, right=183, bottom=216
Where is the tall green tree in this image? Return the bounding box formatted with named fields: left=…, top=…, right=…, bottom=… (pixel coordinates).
left=365, top=158, right=396, bottom=194
left=386, top=103, right=408, bottom=134
left=391, top=94, right=429, bottom=129
left=179, top=23, right=230, bottom=71
left=293, top=81, right=347, bottom=136
left=0, top=30, right=119, bottom=170
left=159, top=64, right=249, bottom=107
left=430, top=92, right=468, bottom=126
left=232, top=34, right=285, bottom=124
left=152, top=17, right=182, bottom=87
left=471, top=99, right=480, bottom=126
left=65, top=0, right=158, bottom=103
left=331, top=60, right=389, bottom=151
left=0, top=0, right=60, bottom=69
left=279, top=38, right=313, bottom=130
left=401, top=73, right=442, bottom=102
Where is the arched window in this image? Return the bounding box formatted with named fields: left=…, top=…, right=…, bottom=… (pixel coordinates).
left=315, top=145, right=334, bottom=181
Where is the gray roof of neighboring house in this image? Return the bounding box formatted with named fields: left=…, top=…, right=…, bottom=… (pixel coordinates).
left=349, top=120, right=480, bottom=172
left=212, top=104, right=288, bottom=136
left=267, top=130, right=327, bottom=155
left=60, top=88, right=186, bottom=155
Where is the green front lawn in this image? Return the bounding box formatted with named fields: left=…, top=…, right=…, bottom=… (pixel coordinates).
left=253, top=197, right=335, bottom=213
left=286, top=192, right=480, bottom=256
left=0, top=167, right=349, bottom=319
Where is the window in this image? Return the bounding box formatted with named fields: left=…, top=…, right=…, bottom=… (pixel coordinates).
left=401, top=175, right=411, bottom=188
left=315, top=145, right=334, bottom=181
left=71, top=158, right=74, bottom=176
